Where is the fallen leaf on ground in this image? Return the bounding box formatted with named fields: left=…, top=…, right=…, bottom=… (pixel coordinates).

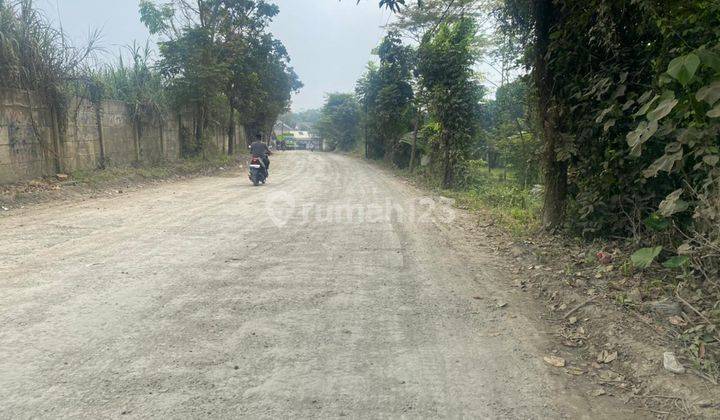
left=599, top=370, right=624, bottom=381
left=565, top=367, right=584, bottom=375
left=663, top=351, right=685, bottom=374
left=563, top=339, right=581, bottom=348
left=597, top=350, right=618, bottom=364
left=591, top=389, right=607, bottom=397
left=668, top=315, right=687, bottom=326
left=596, top=252, right=613, bottom=264
left=544, top=356, right=566, bottom=367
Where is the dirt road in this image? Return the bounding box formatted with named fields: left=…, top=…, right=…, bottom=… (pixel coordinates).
left=1, top=152, right=639, bottom=418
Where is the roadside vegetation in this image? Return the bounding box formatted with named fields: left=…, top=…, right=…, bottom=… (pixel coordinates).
left=0, top=152, right=238, bottom=211
left=68, top=153, right=235, bottom=187
left=0, top=0, right=301, bottom=162
left=313, top=0, right=720, bottom=382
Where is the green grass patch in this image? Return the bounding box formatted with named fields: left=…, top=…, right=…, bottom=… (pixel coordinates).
left=399, top=159, right=541, bottom=235
left=70, top=154, right=235, bottom=188
left=450, top=185, right=541, bottom=235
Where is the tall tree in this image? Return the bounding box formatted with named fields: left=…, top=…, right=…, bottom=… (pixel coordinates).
left=317, top=93, right=361, bottom=152
left=417, top=17, right=481, bottom=188
left=140, top=0, right=229, bottom=155
left=390, top=0, right=485, bottom=42
left=356, top=31, right=415, bottom=162
left=356, top=62, right=382, bottom=158
left=533, top=0, right=565, bottom=229
left=241, top=34, right=302, bottom=140
left=139, top=0, right=300, bottom=154
left=495, top=0, right=565, bottom=229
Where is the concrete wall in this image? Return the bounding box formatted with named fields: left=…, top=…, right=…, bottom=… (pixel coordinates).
left=0, top=88, right=246, bottom=184
left=0, top=89, right=55, bottom=182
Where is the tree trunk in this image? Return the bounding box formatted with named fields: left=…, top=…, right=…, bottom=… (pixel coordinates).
left=410, top=113, right=419, bottom=173
left=442, top=129, right=453, bottom=189
left=197, top=119, right=205, bottom=160
left=195, top=104, right=206, bottom=158
left=227, top=106, right=235, bottom=155
left=384, top=134, right=393, bottom=163
left=364, top=102, right=369, bottom=159
left=50, top=105, right=63, bottom=174
left=514, top=118, right=528, bottom=188
left=94, top=104, right=105, bottom=169
left=534, top=0, right=567, bottom=230
left=158, top=117, right=165, bottom=161
left=133, top=116, right=141, bottom=163
left=177, top=113, right=184, bottom=159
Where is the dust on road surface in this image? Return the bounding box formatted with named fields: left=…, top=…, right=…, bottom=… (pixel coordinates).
left=1, top=152, right=641, bottom=418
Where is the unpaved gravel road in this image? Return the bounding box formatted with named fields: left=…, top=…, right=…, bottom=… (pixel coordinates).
left=1, top=152, right=640, bottom=418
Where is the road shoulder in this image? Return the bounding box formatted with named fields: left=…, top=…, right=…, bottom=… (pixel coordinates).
left=361, top=154, right=719, bottom=418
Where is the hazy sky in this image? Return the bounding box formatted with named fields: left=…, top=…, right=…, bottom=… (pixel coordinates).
left=36, top=0, right=394, bottom=111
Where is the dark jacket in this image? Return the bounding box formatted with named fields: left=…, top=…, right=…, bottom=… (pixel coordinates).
left=250, top=141, right=270, bottom=157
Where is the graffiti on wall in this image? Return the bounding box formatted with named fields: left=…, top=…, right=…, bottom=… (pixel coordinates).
left=3, top=109, right=41, bottom=159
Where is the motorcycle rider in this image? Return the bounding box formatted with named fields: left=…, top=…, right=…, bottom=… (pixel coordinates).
left=249, top=134, right=271, bottom=175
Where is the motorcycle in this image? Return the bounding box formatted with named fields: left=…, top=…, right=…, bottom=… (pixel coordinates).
left=248, top=155, right=268, bottom=186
